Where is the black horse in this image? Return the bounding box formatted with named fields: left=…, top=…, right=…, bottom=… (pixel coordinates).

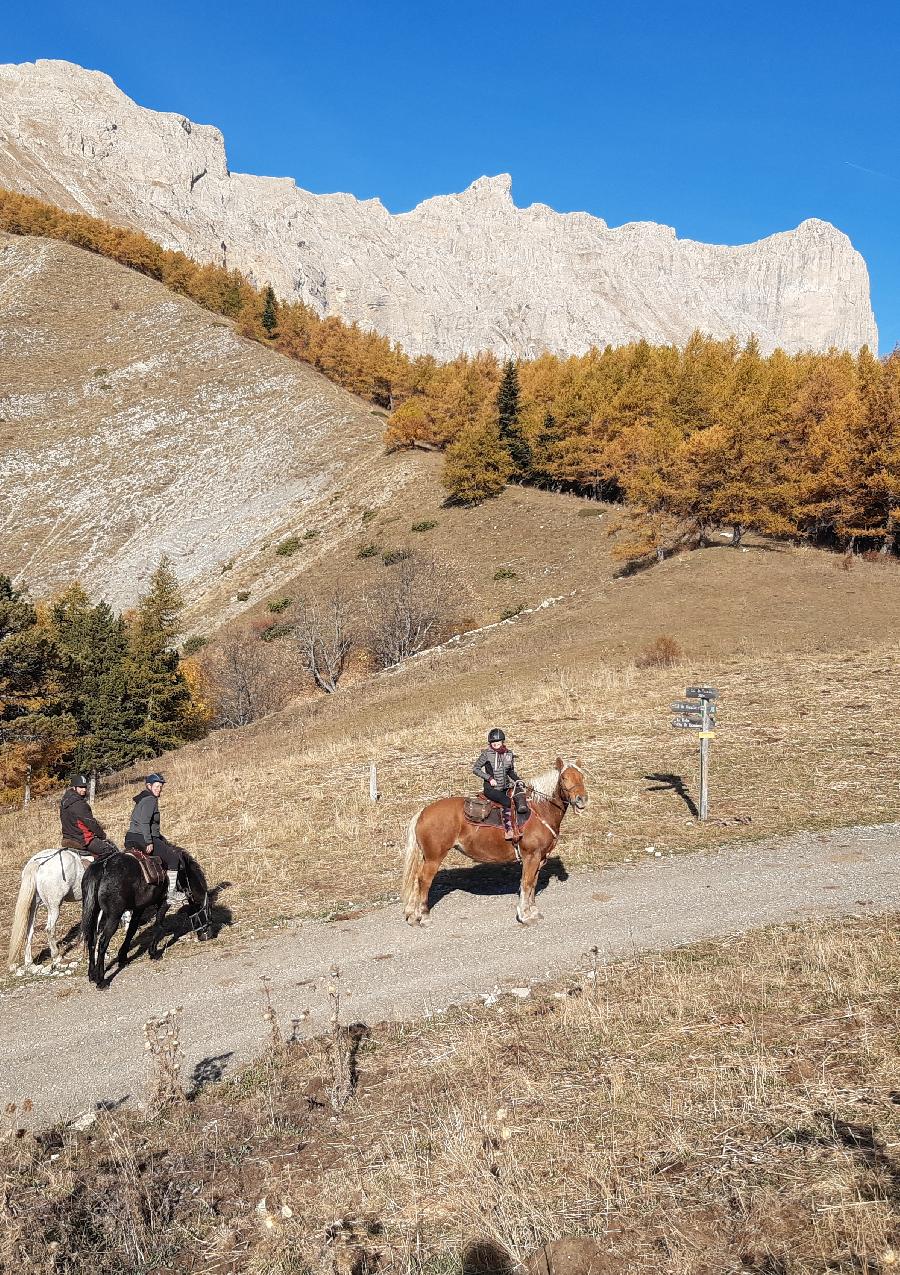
left=81, top=849, right=211, bottom=988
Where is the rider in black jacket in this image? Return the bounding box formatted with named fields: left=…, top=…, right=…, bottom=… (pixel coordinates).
left=59, top=774, right=116, bottom=856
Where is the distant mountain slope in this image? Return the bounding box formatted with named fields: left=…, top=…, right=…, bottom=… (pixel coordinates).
left=0, top=59, right=878, bottom=359
left=0, top=231, right=410, bottom=612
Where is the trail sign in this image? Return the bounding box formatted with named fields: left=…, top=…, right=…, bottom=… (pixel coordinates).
left=670, top=684, right=722, bottom=820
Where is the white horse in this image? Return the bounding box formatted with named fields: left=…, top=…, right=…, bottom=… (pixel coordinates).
left=7, top=848, right=86, bottom=972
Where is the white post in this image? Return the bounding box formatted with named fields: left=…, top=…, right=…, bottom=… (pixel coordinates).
left=23, top=764, right=32, bottom=809
left=369, top=761, right=380, bottom=803
left=89, top=770, right=97, bottom=803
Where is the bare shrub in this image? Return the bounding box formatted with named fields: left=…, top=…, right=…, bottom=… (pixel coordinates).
left=366, top=552, right=454, bottom=668
left=292, top=589, right=354, bottom=693
left=202, top=629, right=300, bottom=727
left=636, top=634, right=683, bottom=668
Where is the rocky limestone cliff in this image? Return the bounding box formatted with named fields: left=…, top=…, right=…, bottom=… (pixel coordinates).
left=0, top=59, right=879, bottom=358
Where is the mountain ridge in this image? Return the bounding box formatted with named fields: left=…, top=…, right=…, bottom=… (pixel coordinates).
left=0, top=59, right=878, bottom=359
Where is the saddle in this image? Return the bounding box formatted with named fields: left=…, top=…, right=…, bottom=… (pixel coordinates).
left=123, top=848, right=167, bottom=887
left=463, top=793, right=532, bottom=832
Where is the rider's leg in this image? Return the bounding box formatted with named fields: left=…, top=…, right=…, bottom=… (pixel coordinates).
left=155, top=838, right=186, bottom=905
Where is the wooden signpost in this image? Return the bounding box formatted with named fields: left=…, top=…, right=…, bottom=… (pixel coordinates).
left=670, top=685, right=720, bottom=821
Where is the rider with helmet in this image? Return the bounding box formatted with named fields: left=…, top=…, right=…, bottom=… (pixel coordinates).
left=123, top=773, right=186, bottom=905
left=60, top=773, right=117, bottom=857
left=472, top=728, right=526, bottom=840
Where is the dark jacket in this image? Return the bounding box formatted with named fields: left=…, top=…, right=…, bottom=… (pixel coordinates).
left=126, top=789, right=160, bottom=848
left=473, top=747, right=520, bottom=790
left=60, top=788, right=106, bottom=850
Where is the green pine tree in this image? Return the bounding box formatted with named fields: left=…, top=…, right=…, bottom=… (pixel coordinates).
left=496, top=359, right=532, bottom=478
left=124, top=557, right=192, bottom=756
left=261, top=285, right=278, bottom=336
left=49, top=583, right=136, bottom=774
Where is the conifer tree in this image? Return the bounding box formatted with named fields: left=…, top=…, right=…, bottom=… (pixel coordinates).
left=261, top=285, right=278, bottom=336
left=124, top=557, right=192, bottom=756
left=530, top=411, right=565, bottom=487
left=49, top=583, right=135, bottom=773
left=442, top=412, right=513, bottom=505
left=0, top=576, right=73, bottom=795
left=496, top=359, right=532, bottom=478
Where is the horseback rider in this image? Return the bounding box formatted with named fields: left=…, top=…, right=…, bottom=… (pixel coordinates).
left=472, top=728, right=528, bottom=840
left=60, top=773, right=117, bottom=858
left=123, top=773, right=186, bottom=905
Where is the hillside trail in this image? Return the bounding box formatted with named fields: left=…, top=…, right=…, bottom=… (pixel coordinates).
left=1, top=823, right=897, bottom=1128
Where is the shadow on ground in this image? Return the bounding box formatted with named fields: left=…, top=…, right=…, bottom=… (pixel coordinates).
left=428, top=855, right=568, bottom=910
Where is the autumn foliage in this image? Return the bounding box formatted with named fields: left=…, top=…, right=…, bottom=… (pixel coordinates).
left=2, top=189, right=898, bottom=555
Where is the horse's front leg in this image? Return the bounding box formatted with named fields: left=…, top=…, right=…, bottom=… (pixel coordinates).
left=516, top=849, right=544, bottom=925
left=117, top=908, right=142, bottom=967
left=147, top=902, right=169, bottom=960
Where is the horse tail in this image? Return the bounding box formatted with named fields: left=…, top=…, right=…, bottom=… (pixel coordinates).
left=8, top=856, right=39, bottom=970
left=400, top=809, right=424, bottom=911
left=80, top=863, right=103, bottom=959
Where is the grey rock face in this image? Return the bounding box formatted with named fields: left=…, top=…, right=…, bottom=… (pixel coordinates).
left=0, top=59, right=878, bottom=358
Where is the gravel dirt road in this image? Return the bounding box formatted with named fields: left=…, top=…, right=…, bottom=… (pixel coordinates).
left=1, top=823, right=897, bottom=1127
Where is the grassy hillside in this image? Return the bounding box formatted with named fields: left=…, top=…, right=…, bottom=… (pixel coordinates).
left=2, top=231, right=900, bottom=942
left=3, top=545, right=899, bottom=935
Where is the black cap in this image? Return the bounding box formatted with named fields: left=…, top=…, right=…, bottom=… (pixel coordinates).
left=487, top=728, right=506, bottom=743
left=70, top=773, right=89, bottom=789
left=145, top=772, right=166, bottom=786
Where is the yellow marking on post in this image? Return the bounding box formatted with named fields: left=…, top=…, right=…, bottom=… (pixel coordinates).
left=699, top=731, right=716, bottom=739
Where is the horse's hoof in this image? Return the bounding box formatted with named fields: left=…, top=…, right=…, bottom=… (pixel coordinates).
left=418, top=913, right=431, bottom=928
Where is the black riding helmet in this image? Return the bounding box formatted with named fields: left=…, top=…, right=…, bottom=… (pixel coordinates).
left=487, top=728, right=506, bottom=744
left=70, top=773, right=89, bottom=789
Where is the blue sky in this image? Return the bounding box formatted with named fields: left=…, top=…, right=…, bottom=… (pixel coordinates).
left=5, top=1, right=899, bottom=350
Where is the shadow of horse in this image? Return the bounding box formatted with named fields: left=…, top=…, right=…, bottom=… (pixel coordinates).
left=427, top=855, right=568, bottom=910
left=105, top=880, right=234, bottom=976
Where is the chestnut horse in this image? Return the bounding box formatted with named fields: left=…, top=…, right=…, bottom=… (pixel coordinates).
left=401, top=757, right=588, bottom=926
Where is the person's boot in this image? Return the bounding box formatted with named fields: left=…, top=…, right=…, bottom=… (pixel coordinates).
left=502, top=809, right=516, bottom=841
left=166, top=869, right=186, bottom=906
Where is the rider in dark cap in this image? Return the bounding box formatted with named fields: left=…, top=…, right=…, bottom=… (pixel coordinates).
left=472, top=728, right=526, bottom=840
left=60, top=773, right=116, bottom=858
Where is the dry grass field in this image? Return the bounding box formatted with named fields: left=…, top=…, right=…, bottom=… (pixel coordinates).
left=3, top=599, right=898, bottom=938
left=3, top=912, right=897, bottom=1273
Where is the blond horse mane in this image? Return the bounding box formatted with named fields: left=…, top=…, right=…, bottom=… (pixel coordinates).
left=528, top=759, right=582, bottom=802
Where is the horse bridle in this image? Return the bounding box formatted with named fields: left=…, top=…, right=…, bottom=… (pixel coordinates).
left=532, top=762, right=587, bottom=815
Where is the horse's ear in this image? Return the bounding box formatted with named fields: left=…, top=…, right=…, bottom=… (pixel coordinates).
left=555, top=756, right=564, bottom=771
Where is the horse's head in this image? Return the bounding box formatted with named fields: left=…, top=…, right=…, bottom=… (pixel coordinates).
left=556, top=756, right=588, bottom=812
left=182, top=851, right=213, bottom=942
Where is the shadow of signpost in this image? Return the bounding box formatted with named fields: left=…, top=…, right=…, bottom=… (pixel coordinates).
left=643, top=772, right=699, bottom=818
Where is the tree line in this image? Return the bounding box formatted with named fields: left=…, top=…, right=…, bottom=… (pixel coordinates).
left=0, top=559, right=207, bottom=805
left=2, top=188, right=897, bottom=557
left=0, top=550, right=456, bottom=803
